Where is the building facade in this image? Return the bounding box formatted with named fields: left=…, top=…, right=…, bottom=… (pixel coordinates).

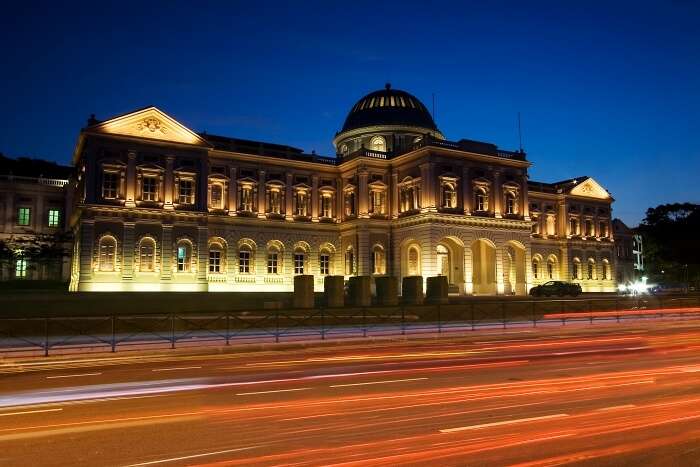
left=67, top=85, right=618, bottom=294
left=0, top=156, right=72, bottom=281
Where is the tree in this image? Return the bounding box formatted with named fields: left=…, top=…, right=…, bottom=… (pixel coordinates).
left=637, top=203, right=700, bottom=285
left=0, top=231, right=72, bottom=280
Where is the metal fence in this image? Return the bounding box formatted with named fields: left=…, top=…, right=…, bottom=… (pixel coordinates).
left=1, top=295, right=699, bottom=356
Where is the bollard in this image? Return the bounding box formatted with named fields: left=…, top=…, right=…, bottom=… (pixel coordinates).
left=376, top=276, right=399, bottom=306
left=324, top=276, right=345, bottom=308
left=401, top=276, right=424, bottom=305
left=348, top=276, right=371, bottom=307
left=293, top=275, right=315, bottom=308
left=426, top=276, right=449, bottom=304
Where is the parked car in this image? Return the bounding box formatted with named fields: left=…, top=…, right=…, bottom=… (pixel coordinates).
left=529, top=281, right=582, bottom=297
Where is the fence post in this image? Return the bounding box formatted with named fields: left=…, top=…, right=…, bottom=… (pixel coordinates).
left=111, top=315, right=116, bottom=352
left=170, top=314, right=176, bottom=349
left=44, top=317, right=49, bottom=357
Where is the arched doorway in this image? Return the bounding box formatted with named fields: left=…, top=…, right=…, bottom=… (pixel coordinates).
left=437, top=237, right=465, bottom=293
left=436, top=244, right=450, bottom=280
left=504, top=241, right=527, bottom=295
left=471, top=239, right=496, bottom=294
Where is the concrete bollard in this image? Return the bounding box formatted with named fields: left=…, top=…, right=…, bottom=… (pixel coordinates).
left=324, top=275, right=345, bottom=308
left=426, top=275, right=449, bottom=304
left=375, top=276, right=399, bottom=306
left=348, top=276, right=372, bottom=307
left=401, top=276, right=424, bottom=305
left=293, top=275, right=315, bottom=308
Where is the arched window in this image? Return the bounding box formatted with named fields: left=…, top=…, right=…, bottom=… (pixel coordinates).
left=572, top=258, right=581, bottom=280
left=442, top=183, right=457, bottom=208
left=319, top=249, right=331, bottom=276
left=176, top=240, right=192, bottom=272
left=345, top=247, right=355, bottom=275
left=505, top=192, right=517, bottom=215
left=474, top=188, right=488, bottom=212
left=587, top=259, right=596, bottom=280
left=369, top=136, right=386, bottom=152
left=267, top=243, right=281, bottom=274
left=239, top=244, right=253, bottom=274
left=138, top=238, right=156, bottom=272
left=294, top=248, right=305, bottom=275
left=98, top=236, right=117, bottom=272
left=407, top=245, right=420, bottom=276
left=602, top=259, right=609, bottom=280
left=547, top=256, right=557, bottom=279
left=532, top=257, right=541, bottom=279
left=372, top=245, right=385, bottom=275
left=570, top=218, right=579, bottom=236
left=209, top=243, right=225, bottom=274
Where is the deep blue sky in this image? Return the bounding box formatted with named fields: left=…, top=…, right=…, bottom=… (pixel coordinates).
left=1, top=1, right=698, bottom=225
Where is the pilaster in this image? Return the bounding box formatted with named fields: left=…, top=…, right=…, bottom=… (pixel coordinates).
left=311, top=174, right=319, bottom=221
left=196, top=225, right=208, bottom=283
left=78, top=220, right=95, bottom=283
left=125, top=151, right=137, bottom=208
left=358, top=169, right=369, bottom=218
left=493, top=170, right=502, bottom=218
left=160, top=224, right=173, bottom=281
left=462, top=166, right=471, bottom=215
left=164, top=156, right=174, bottom=210
left=121, top=222, right=135, bottom=281
left=258, top=170, right=267, bottom=218
left=285, top=173, right=294, bottom=220
left=228, top=167, right=238, bottom=216
left=390, top=171, right=399, bottom=219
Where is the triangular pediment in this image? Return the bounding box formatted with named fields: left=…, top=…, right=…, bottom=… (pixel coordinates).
left=569, top=177, right=611, bottom=199
left=89, top=107, right=209, bottom=147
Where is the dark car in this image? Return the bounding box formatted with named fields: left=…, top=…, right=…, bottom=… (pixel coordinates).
left=529, top=281, right=582, bottom=297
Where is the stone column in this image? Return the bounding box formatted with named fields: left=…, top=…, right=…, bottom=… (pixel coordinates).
left=125, top=151, right=137, bottom=208
left=311, top=174, right=319, bottom=221
left=336, top=177, right=344, bottom=222
left=197, top=225, right=208, bottom=285
left=357, top=230, right=369, bottom=275
left=121, top=221, right=135, bottom=281
left=495, top=246, right=505, bottom=294
left=419, top=163, right=435, bottom=211
left=493, top=170, right=502, bottom=218
left=161, top=224, right=173, bottom=282
left=35, top=193, right=44, bottom=231
left=558, top=202, right=568, bottom=237
left=228, top=167, right=237, bottom=215
left=258, top=170, right=266, bottom=218
left=78, top=220, right=95, bottom=285
left=164, top=156, right=174, bottom=210
left=198, top=158, right=209, bottom=212
left=391, top=171, right=399, bottom=219
left=521, top=174, right=530, bottom=220
left=462, top=166, right=471, bottom=215
left=358, top=169, right=369, bottom=218
left=285, top=173, right=294, bottom=220
left=463, top=246, right=473, bottom=294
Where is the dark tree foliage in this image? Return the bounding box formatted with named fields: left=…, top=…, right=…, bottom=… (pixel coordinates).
left=637, top=203, right=700, bottom=284
left=0, top=232, right=72, bottom=279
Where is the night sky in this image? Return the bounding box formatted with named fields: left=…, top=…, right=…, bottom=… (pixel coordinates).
left=1, top=1, right=698, bottom=225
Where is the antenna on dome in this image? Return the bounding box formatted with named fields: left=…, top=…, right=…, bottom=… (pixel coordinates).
left=385, top=82, right=391, bottom=90
left=517, top=111, right=523, bottom=152
left=432, top=93, right=436, bottom=121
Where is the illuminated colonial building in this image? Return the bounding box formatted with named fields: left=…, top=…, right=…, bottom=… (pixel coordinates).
left=68, top=85, right=617, bottom=293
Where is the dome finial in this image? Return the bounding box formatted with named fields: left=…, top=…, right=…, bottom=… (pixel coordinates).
left=385, top=82, right=391, bottom=90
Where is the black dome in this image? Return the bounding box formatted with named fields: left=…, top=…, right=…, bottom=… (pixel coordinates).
left=340, top=84, right=439, bottom=133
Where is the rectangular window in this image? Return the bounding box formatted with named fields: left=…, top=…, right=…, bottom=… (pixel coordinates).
left=102, top=172, right=118, bottom=199
left=295, top=192, right=307, bottom=216
left=15, top=258, right=27, bottom=278
left=321, top=195, right=332, bottom=218
left=240, top=186, right=253, bottom=211
left=177, top=246, right=188, bottom=272
left=210, top=184, right=222, bottom=209
left=269, top=190, right=282, bottom=214
left=294, top=253, right=305, bottom=274
left=178, top=180, right=194, bottom=204
left=48, top=209, right=60, bottom=227
left=239, top=250, right=250, bottom=273
left=320, top=254, right=330, bottom=275
left=17, top=207, right=31, bottom=226
left=209, top=250, right=221, bottom=273
left=267, top=253, right=278, bottom=274
left=599, top=222, right=607, bottom=237
left=142, top=177, right=157, bottom=201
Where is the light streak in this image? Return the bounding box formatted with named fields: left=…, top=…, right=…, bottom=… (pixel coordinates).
left=45, top=372, right=102, bottom=379
left=329, top=377, right=428, bottom=388
left=124, top=446, right=260, bottom=466
left=0, top=408, right=63, bottom=417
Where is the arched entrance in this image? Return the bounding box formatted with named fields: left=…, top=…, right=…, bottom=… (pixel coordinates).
left=504, top=241, right=527, bottom=295
left=437, top=237, right=464, bottom=293
left=471, top=239, right=496, bottom=294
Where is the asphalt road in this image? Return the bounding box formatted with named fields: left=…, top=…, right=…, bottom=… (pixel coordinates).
left=2, top=320, right=700, bottom=466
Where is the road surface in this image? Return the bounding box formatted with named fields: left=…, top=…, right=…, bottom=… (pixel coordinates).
left=1, top=320, right=700, bottom=466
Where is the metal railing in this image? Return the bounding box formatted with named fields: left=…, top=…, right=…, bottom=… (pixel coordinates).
left=1, top=295, right=699, bottom=356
